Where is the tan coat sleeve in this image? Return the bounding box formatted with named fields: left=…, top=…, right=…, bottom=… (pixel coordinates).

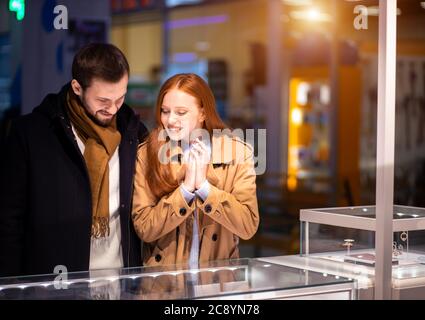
left=197, top=144, right=259, bottom=240
left=132, top=146, right=194, bottom=243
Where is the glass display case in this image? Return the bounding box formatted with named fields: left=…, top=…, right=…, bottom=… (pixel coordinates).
left=300, top=205, right=425, bottom=259
left=0, top=258, right=356, bottom=300
left=298, top=205, right=425, bottom=299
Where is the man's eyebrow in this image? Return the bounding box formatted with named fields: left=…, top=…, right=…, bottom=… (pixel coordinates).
left=118, top=92, right=127, bottom=100
left=97, top=93, right=127, bottom=101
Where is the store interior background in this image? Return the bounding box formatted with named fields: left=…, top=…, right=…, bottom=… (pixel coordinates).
left=1, top=0, right=425, bottom=258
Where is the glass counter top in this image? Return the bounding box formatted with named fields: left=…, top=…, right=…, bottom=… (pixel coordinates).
left=0, top=258, right=354, bottom=300
left=300, top=205, right=425, bottom=232
left=305, top=205, right=425, bottom=219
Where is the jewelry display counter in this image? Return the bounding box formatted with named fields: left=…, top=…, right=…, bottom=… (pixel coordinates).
left=0, top=258, right=356, bottom=300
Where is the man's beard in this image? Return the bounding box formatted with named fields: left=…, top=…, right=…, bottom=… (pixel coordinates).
left=80, top=95, right=114, bottom=127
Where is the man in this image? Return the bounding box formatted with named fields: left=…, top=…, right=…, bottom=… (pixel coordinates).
left=0, top=43, right=148, bottom=277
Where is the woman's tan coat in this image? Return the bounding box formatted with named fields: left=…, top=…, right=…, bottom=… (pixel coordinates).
left=132, top=134, right=259, bottom=266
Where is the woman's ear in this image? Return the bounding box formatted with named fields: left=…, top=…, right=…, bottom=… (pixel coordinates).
left=71, top=79, right=82, bottom=96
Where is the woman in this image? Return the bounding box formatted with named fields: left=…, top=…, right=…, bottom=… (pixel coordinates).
left=132, top=73, right=259, bottom=267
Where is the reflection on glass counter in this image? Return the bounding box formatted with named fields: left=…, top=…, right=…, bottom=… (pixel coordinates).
left=305, top=205, right=425, bottom=219
left=259, top=253, right=425, bottom=300
left=0, top=258, right=356, bottom=300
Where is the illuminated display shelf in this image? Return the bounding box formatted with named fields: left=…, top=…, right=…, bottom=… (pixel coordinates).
left=295, top=205, right=425, bottom=299
left=0, top=258, right=355, bottom=300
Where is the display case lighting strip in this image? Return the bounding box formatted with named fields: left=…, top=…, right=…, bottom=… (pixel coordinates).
left=0, top=266, right=249, bottom=291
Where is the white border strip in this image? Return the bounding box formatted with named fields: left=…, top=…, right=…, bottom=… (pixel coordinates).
left=375, top=0, right=398, bottom=300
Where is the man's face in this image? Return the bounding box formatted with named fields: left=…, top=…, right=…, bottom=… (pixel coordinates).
left=71, top=75, right=128, bottom=126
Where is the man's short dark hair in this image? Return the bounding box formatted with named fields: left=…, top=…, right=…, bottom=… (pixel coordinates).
left=72, top=43, right=130, bottom=89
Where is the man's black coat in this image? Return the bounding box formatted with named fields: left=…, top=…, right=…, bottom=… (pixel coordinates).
left=0, top=83, right=148, bottom=277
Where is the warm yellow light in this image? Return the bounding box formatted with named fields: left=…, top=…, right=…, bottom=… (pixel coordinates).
left=282, top=0, right=312, bottom=6
left=291, top=108, right=303, bottom=125
left=287, top=175, right=298, bottom=191
left=307, top=9, right=320, bottom=21
left=296, top=82, right=310, bottom=106
left=290, top=9, right=332, bottom=22
left=421, top=2, right=425, bottom=9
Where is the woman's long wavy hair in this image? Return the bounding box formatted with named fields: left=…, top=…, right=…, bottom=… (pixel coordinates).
left=146, top=73, right=227, bottom=200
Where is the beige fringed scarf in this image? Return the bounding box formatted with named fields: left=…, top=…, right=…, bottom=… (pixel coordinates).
left=66, top=90, right=121, bottom=238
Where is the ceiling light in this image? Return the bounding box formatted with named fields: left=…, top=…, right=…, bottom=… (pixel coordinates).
left=282, top=0, right=312, bottom=6
left=290, top=9, right=332, bottom=22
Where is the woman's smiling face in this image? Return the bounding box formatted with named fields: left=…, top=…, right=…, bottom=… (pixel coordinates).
left=160, top=88, right=205, bottom=141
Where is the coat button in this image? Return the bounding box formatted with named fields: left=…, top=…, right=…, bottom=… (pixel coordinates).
left=179, top=208, right=187, bottom=216
left=120, top=204, right=125, bottom=209
left=205, top=204, right=212, bottom=213
left=155, top=254, right=162, bottom=262
left=212, top=233, right=218, bottom=241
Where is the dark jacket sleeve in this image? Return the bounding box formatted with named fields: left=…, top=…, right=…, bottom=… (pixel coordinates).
left=137, top=121, right=149, bottom=144
left=0, top=120, right=28, bottom=277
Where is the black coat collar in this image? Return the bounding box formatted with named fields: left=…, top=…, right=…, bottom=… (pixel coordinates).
left=33, top=82, right=140, bottom=136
